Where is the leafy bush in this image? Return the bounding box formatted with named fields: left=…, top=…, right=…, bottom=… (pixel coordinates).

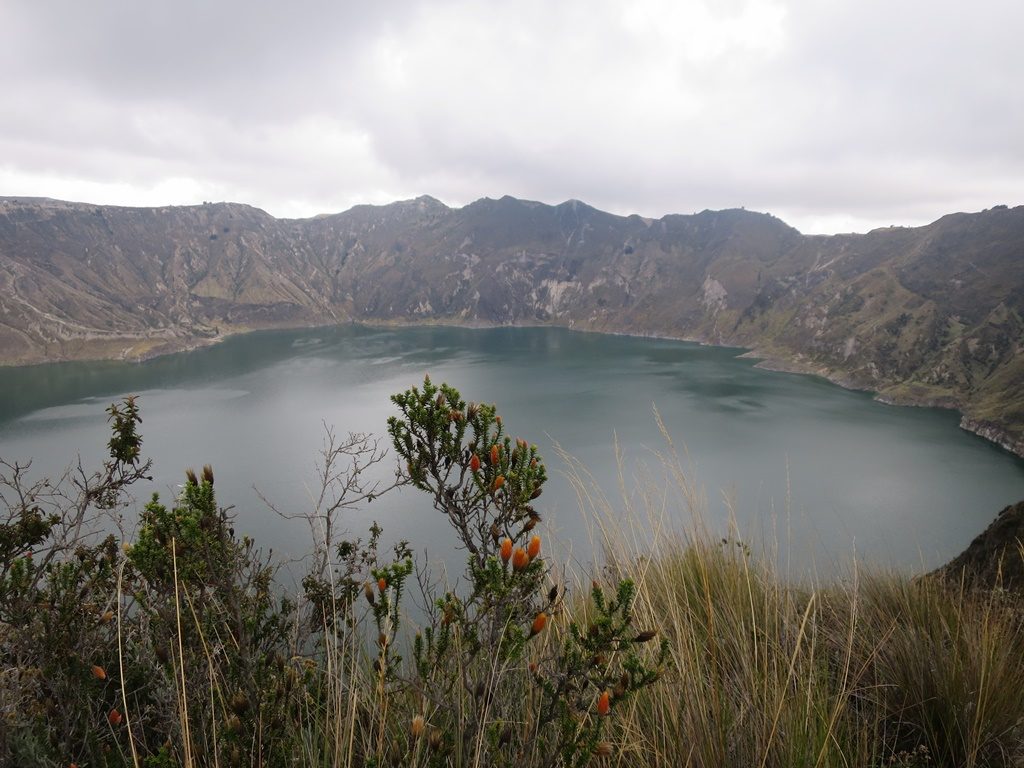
left=379, top=377, right=667, bottom=766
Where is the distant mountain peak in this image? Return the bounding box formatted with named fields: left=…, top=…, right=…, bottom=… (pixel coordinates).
left=410, top=194, right=447, bottom=208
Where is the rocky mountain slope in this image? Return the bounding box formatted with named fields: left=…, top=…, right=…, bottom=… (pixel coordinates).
left=1, top=195, right=1022, bottom=455
left=932, top=500, right=1024, bottom=592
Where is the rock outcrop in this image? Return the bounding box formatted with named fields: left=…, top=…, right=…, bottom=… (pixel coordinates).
left=932, top=501, right=1024, bottom=592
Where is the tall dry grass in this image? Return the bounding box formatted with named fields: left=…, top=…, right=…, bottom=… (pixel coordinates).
left=558, top=420, right=1024, bottom=768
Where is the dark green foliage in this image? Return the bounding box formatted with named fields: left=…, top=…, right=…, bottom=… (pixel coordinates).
left=0, top=399, right=302, bottom=768
left=0, top=397, right=150, bottom=764
left=125, top=469, right=299, bottom=767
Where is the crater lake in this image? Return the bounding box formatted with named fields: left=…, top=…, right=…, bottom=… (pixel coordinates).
left=2, top=324, right=1023, bottom=577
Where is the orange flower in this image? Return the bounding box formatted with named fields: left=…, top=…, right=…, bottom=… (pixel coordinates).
left=490, top=444, right=500, bottom=466
left=91, top=664, right=106, bottom=681
left=512, top=547, right=529, bottom=571
left=500, top=538, right=513, bottom=563
left=530, top=612, right=548, bottom=636
left=377, top=577, right=388, bottom=593
left=108, top=708, right=123, bottom=726
left=470, top=453, right=481, bottom=472
left=597, top=690, right=611, bottom=716
left=492, top=475, right=505, bottom=492
left=527, top=534, right=541, bottom=560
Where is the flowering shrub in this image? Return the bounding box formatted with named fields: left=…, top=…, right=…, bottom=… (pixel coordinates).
left=0, top=382, right=668, bottom=767
left=382, top=377, right=667, bottom=766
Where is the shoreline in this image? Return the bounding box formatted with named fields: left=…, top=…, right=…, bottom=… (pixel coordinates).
left=3, top=317, right=1022, bottom=460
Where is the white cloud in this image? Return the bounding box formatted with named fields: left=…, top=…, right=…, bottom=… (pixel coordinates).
left=1, top=0, right=1021, bottom=233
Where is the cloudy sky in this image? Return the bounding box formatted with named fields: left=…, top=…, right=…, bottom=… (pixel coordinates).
left=2, top=0, right=1021, bottom=234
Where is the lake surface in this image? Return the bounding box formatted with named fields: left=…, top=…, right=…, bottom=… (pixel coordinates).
left=2, top=324, right=1023, bottom=579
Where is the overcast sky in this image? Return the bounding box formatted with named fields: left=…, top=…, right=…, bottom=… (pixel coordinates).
left=2, top=0, right=1021, bottom=234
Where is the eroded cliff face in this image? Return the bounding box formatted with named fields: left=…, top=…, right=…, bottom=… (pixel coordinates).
left=1, top=195, right=1022, bottom=454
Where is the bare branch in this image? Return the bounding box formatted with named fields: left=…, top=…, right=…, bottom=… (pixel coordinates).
left=258, top=423, right=405, bottom=578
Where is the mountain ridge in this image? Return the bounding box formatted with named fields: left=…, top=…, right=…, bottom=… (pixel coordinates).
left=1, top=195, right=1021, bottom=456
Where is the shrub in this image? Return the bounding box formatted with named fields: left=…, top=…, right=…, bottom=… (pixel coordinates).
left=369, top=376, right=667, bottom=766
left=0, top=398, right=151, bottom=764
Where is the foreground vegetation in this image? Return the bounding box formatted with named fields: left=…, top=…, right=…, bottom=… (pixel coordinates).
left=1, top=380, right=1022, bottom=767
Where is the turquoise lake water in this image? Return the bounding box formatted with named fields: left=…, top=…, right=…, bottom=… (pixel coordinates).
left=2, top=324, right=1023, bottom=578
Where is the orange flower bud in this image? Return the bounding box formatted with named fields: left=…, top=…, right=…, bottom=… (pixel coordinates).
left=411, top=714, right=425, bottom=738
left=492, top=475, right=505, bottom=492
left=527, top=534, right=541, bottom=560
left=597, top=690, right=611, bottom=716
left=108, top=708, right=123, bottom=726
left=530, top=612, right=548, bottom=636
left=470, top=453, right=481, bottom=472
left=377, top=577, right=388, bottom=593
left=91, top=665, right=106, bottom=681
left=512, top=547, right=529, bottom=571
left=490, top=444, right=500, bottom=466
left=500, top=538, right=513, bottom=563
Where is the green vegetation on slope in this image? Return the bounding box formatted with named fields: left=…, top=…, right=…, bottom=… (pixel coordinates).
left=1, top=385, right=1022, bottom=767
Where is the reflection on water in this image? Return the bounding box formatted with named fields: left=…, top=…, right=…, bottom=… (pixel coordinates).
left=1, top=324, right=1023, bottom=579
